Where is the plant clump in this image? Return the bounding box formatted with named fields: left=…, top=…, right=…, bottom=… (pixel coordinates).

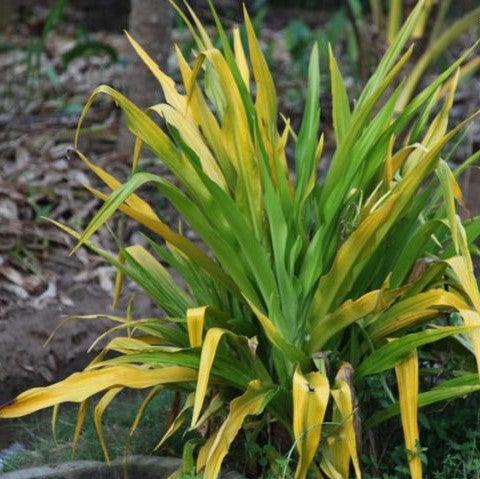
left=1, top=1, right=480, bottom=478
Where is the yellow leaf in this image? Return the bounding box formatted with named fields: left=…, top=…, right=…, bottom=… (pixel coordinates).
left=72, top=399, right=89, bottom=457
left=203, top=380, right=276, bottom=478
left=75, top=149, right=157, bottom=218
left=72, top=351, right=109, bottom=456
left=103, top=336, right=179, bottom=355
left=437, top=160, right=463, bottom=254
left=181, top=0, right=214, bottom=50
left=244, top=7, right=285, bottom=189
left=329, top=381, right=361, bottom=479
left=132, top=135, right=143, bottom=172
left=459, top=310, right=480, bottom=374
left=191, top=328, right=227, bottom=427
left=412, top=0, right=434, bottom=38
left=395, top=350, right=422, bottom=479
left=150, top=103, right=227, bottom=190
left=293, top=367, right=330, bottom=479
left=437, top=57, right=480, bottom=100
left=0, top=366, right=197, bottom=418
left=388, top=144, right=423, bottom=183
left=243, top=5, right=277, bottom=135
left=446, top=256, right=478, bottom=307
left=320, top=453, right=343, bottom=479
left=187, top=307, right=207, bottom=347
left=94, top=387, right=123, bottom=462
left=403, top=69, right=459, bottom=174
left=310, top=287, right=404, bottom=352
left=125, top=32, right=188, bottom=115
left=447, top=255, right=480, bottom=374
left=233, top=27, right=250, bottom=91
left=196, top=432, right=217, bottom=472
left=202, top=48, right=262, bottom=237
left=369, top=289, right=470, bottom=340
left=125, top=244, right=188, bottom=297
left=387, top=0, right=403, bottom=45
left=174, top=45, right=235, bottom=185
left=112, top=251, right=125, bottom=308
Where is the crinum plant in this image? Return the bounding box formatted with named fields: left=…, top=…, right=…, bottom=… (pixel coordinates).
left=2, top=1, right=480, bottom=477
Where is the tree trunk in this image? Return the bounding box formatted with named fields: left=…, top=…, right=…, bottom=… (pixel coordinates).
left=118, top=0, right=172, bottom=155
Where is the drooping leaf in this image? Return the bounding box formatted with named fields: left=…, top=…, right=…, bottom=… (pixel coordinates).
left=395, top=350, right=422, bottom=479
left=0, top=366, right=197, bottom=418
left=292, top=367, right=330, bottom=479
left=329, top=380, right=361, bottom=478
left=203, top=381, right=277, bottom=478
left=94, top=387, right=123, bottom=462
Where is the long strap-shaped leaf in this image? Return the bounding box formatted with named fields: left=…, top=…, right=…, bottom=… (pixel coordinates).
left=125, top=32, right=189, bottom=115
left=76, top=85, right=210, bottom=204
left=357, top=325, right=480, bottom=377
left=459, top=310, right=480, bottom=374
left=310, top=287, right=405, bottom=352
left=447, top=255, right=480, bottom=373
left=368, top=289, right=469, bottom=340
left=92, top=349, right=252, bottom=391
left=295, top=43, right=321, bottom=212
left=72, top=399, right=89, bottom=456
left=358, top=0, right=424, bottom=106
left=201, top=48, right=263, bottom=240
left=0, top=366, right=197, bottom=418
left=395, top=350, right=422, bottom=479
left=329, top=380, right=361, bottom=479
left=366, top=373, right=480, bottom=428
left=125, top=245, right=193, bottom=316
left=293, top=367, right=330, bottom=479
left=203, top=380, right=277, bottom=479
left=191, top=327, right=227, bottom=427
left=329, top=44, right=351, bottom=147
left=187, top=307, right=206, bottom=348
left=319, top=45, right=413, bottom=218
left=149, top=103, right=227, bottom=190
left=387, top=0, right=403, bottom=45
left=94, top=386, right=123, bottom=462
left=174, top=45, right=236, bottom=186
left=243, top=5, right=277, bottom=143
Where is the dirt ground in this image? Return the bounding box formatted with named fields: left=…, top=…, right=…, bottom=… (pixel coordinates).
left=0, top=3, right=163, bottom=408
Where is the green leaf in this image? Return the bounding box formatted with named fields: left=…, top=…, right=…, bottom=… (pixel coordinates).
left=366, top=373, right=480, bottom=428
left=357, top=326, right=480, bottom=377
left=328, top=45, right=350, bottom=147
